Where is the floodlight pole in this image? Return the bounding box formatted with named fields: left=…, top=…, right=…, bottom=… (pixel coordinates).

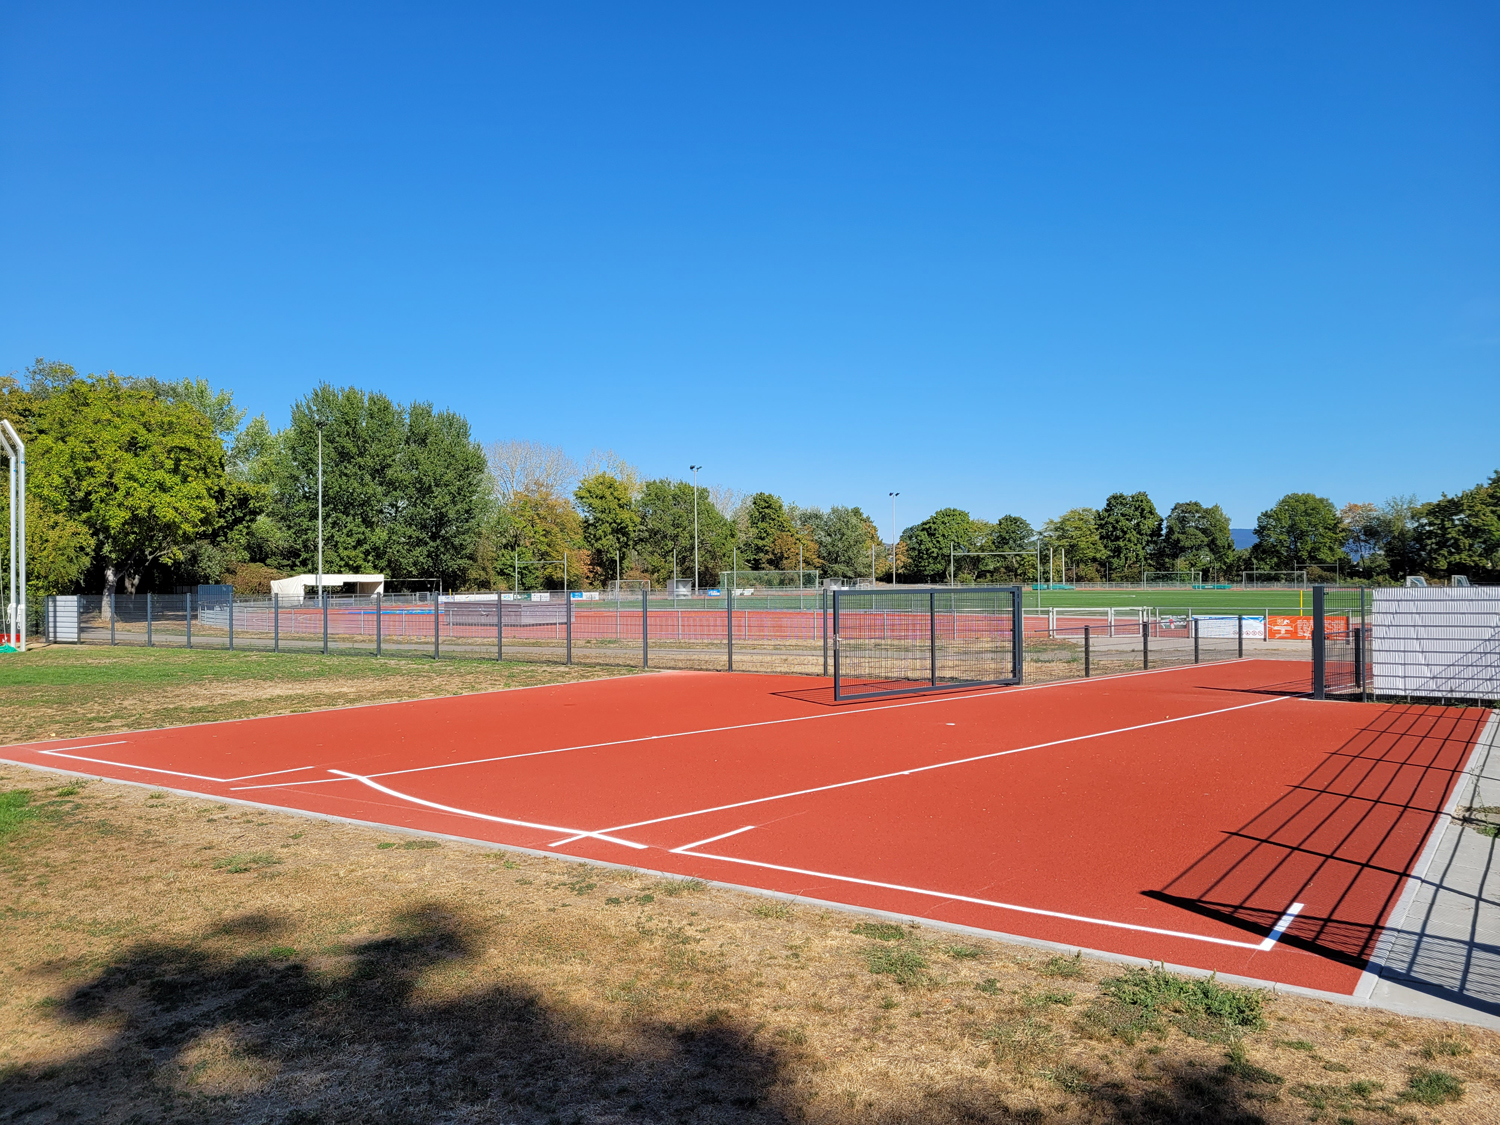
left=0, top=421, right=23, bottom=649
left=690, top=465, right=702, bottom=592
left=316, top=420, right=324, bottom=608
left=889, top=492, right=899, bottom=585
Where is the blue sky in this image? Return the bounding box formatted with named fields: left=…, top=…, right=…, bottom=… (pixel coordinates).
left=2, top=3, right=1496, bottom=533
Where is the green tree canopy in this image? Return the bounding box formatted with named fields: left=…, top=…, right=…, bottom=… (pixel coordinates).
left=634, top=479, right=735, bottom=588
left=1414, top=471, right=1500, bottom=582
left=744, top=493, right=795, bottom=570
left=794, top=505, right=879, bottom=580
left=900, top=508, right=977, bottom=582
left=1162, top=501, right=1235, bottom=574
left=29, top=376, right=226, bottom=597
left=270, top=385, right=488, bottom=590
left=980, top=515, right=1036, bottom=582
left=1096, top=491, right=1162, bottom=578
left=1252, top=493, right=1346, bottom=569
left=1041, top=508, right=1105, bottom=582
left=575, top=471, right=641, bottom=582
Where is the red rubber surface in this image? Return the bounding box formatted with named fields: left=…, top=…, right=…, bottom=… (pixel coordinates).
left=3, top=660, right=1487, bottom=996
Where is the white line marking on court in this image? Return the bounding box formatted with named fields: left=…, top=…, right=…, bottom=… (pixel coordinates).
left=228, top=659, right=1259, bottom=791
left=546, top=695, right=1291, bottom=846
left=326, top=769, right=648, bottom=850
left=36, top=745, right=321, bottom=785
left=670, top=825, right=758, bottom=853
left=672, top=829, right=1305, bottom=951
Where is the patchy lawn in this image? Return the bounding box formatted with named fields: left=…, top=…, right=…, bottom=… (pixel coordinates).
left=0, top=643, right=637, bottom=744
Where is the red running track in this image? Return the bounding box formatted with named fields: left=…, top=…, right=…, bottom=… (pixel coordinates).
left=2, top=660, right=1488, bottom=997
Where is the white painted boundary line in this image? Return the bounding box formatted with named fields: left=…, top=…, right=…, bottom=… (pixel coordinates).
left=1352, top=708, right=1500, bottom=1001
left=35, top=742, right=322, bottom=785
left=547, top=695, right=1291, bottom=846
left=671, top=827, right=1305, bottom=951
left=327, top=769, right=648, bottom=850
left=228, top=658, right=1263, bottom=792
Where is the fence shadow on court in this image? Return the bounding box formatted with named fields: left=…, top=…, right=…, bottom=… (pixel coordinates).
left=1147, top=704, right=1491, bottom=990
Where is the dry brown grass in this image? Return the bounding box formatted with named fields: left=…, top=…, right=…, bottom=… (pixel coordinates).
left=1, top=764, right=1496, bottom=1124
left=0, top=643, right=636, bottom=745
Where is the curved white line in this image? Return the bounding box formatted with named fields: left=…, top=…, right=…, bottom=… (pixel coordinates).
left=326, top=769, right=647, bottom=850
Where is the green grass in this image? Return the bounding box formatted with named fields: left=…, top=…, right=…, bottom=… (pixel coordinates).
left=863, top=945, right=927, bottom=986
left=1079, top=966, right=1266, bottom=1044
left=1401, top=1069, right=1464, bottom=1105
left=0, top=789, right=37, bottom=844
left=1025, top=587, right=1329, bottom=614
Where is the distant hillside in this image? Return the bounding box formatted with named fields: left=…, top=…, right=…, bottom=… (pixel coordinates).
left=1231, top=528, right=1257, bottom=550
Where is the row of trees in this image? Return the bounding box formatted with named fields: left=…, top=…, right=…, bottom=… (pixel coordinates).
left=2, top=359, right=1496, bottom=599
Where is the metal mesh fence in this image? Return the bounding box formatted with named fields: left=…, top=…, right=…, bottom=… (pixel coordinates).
left=832, top=587, right=1022, bottom=701
left=50, top=582, right=1275, bottom=697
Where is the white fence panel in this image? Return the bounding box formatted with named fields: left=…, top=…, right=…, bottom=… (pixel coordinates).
left=1371, top=587, right=1500, bottom=698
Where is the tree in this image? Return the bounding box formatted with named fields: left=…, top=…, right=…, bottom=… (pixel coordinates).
left=1252, top=493, right=1346, bottom=570
left=575, top=472, right=641, bottom=582
left=1162, top=502, right=1235, bottom=575
left=391, top=402, right=490, bottom=589
left=1413, top=471, right=1500, bottom=582
left=1040, top=508, right=1106, bottom=581
left=634, top=479, right=735, bottom=588
left=900, top=508, right=977, bottom=583
left=793, top=506, right=879, bottom=580
left=29, top=376, right=225, bottom=599
left=981, top=515, right=1036, bottom=582
left=1096, top=492, right=1163, bottom=578
left=485, top=440, right=577, bottom=503
left=270, top=386, right=488, bottom=589
left=745, top=493, right=798, bottom=571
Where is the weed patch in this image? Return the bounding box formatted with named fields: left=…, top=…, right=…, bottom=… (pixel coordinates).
left=1220, top=1042, right=1283, bottom=1085
left=1038, top=951, right=1084, bottom=978
left=864, top=944, right=927, bottom=987
left=1401, top=1069, right=1464, bottom=1106
left=1419, top=1035, right=1472, bottom=1061
left=1078, top=966, right=1264, bottom=1045
left=211, top=852, right=282, bottom=874
left=850, top=921, right=906, bottom=941
left=654, top=878, right=705, bottom=897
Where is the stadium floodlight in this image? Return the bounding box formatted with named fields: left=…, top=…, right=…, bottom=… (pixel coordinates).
left=689, top=465, right=702, bottom=592
left=889, top=492, right=899, bottom=585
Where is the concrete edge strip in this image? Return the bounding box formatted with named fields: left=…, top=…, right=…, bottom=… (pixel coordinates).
left=1353, top=709, right=1500, bottom=1002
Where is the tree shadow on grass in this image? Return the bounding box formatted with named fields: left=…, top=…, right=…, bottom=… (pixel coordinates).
left=0, top=903, right=793, bottom=1124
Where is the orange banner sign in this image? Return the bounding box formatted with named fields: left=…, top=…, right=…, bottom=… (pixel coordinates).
left=1266, top=615, right=1348, bottom=640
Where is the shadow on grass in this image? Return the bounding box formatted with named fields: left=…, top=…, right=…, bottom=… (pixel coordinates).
left=0, top=904, right=793, bottom=1124
left=1, top=904, right=1300, bottom=1124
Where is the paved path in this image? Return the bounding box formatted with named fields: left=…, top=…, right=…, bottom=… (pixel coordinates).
left=1360, top=711, right=1500, bottom=1029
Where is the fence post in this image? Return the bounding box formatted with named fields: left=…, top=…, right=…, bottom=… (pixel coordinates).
left=642, top=588, right=649, bottom=668
left=495, top=591, right=502, bottom=662
left=1237, top=615, right=1243, bottom=658
left=822, top=588, right=828, bottom=678
left=1084, top=625, right=1091, bottom=678
left=1355, top=626, right=1365, bottom=702
left=273, top=593, right=280, bottom=652
left=1311, top=585, right=1325, bottom=700
left=726, top=586, right=734, bottom=672
left=1012, top=587, right=1024, bottom=683
left=1193, top=618, right=1199, bottom=664
left=110, top=592, right=116, bottom=646
left=831, top=590, right=841, bottom=700
left=929, top=590, right=938, bottom=688
left=1141, top=619, right=1148, bottom=670
left=147, top=593, right=153, bottom=647
left=434, top=593, right=441, bottom=660
left=322, top=593, right=329, bottom=655
left=185, top=592, right=192, bottom=648
left=228, top=596, right=234, bottom=650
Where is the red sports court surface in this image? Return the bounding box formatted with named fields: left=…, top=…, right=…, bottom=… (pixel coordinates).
left=3, top=660, right=1489, bottom=997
